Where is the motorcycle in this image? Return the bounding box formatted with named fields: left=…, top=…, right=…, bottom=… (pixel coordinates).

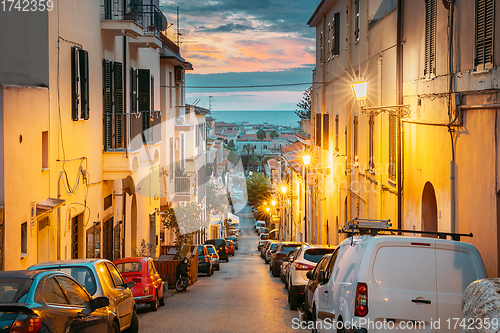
left=175, top=257, right=191, bottom=292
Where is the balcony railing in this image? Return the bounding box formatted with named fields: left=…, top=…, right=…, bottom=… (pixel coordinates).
left=104, top=110, right=161, bottom=152
left=175, top=177, right=191, bottom=195
left=101, top=1, right=167, bottom=38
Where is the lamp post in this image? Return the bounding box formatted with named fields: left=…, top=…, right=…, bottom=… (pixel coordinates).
left=351, top=81, right=410, bottom=230
left=302, top=154, right=311, bottom=243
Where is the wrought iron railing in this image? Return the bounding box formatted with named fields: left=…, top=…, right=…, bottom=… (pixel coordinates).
left=103, top=110, right=162, bottom=151
left=101, top=1, right=167, bottom=38
left=175, top=177, right=191, bottom=195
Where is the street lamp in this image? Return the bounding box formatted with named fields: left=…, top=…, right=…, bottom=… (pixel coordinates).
left=302, top=154, right=311, bottom=243
left=281, top=186, right=288, bottom=195
left=351, top=81, right=411, bottom=118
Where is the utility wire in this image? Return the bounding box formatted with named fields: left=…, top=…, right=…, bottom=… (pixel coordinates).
left=160, top=82, right=325, bottom=89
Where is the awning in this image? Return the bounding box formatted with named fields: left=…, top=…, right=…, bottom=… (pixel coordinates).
left=36, top=198, right=66, bottom=217
left=227, top=212, right=240, bottom=224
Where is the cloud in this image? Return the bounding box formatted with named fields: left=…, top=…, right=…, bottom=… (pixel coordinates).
left=199, top=23, right=255, bottom=32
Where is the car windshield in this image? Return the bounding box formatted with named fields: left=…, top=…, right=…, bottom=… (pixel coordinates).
left=260, top=234, right=269, bottom=240
left=281, top=245, right=301, bottom=253
left=304, top=249, right=336, bottom=263
left=115, top=262, right=142, bottom=273
left=0, top=279, right=33, bottom=303
left=270, top=243, right=279, bottom=250
left=34, top=266, right=97, bottom=295
left=207, top=246, right=216, bottom=254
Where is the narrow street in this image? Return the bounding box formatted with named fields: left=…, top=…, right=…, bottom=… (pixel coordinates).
left=137, top=206, right=303, bottom=333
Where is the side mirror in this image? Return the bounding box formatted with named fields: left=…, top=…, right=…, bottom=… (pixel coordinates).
left=93, top=296, right=110, bottom=309
left=126, top=281, right=136, bottom=289
left=318, top=270, right=326, bottom=283
left=306, top=271, right=313, bottom=280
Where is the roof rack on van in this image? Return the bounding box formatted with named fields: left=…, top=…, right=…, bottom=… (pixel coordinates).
left=340, top=218, right=473, bottom=241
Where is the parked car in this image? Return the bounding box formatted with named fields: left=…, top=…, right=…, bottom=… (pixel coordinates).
left=270, top=242, right=306, bottom=277
left=264, top=241, right=280, bottom=264
left=29, top=259, right=138, bottom=332
left=261, top=240, right=278, bottom=259
left=303, top=253, right=335, bottom=320
left=0, top=270, right=112, bottom=333
left=113, top=257, right=165, bottom=312
left=287, top=245, right=336, bottom=310
left=197, top=245, right=213, bottom=277
left=310, top=234, right=487, bottom=333
left=283, top=247, right=302, bottom=287
left=205, top=244, right=220, bottom=271
left=226, top=240, right=235, bottom=256
left=205, top=238, right=229, bottom=262
left=225, top=235, right=238, bottom=250
left=258, top=233, right=269, bottom=250
left=254, top=221, right=265, bottom=232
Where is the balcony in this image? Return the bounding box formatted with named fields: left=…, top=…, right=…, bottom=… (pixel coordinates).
left=102, top=110, right=161, bottom=179
left=174, top=174, right=195, bottom=201
left=101, top=1, right=166, bottom=49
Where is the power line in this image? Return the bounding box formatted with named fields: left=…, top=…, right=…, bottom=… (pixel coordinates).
left=159, top=82, right=325, bottom=89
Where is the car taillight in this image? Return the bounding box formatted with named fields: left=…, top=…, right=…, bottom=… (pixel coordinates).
left=294, top=262, right=315, bottom=270
left=9, top=313, right=42, bottom=333
left=355, top=282, right=368, bottom=317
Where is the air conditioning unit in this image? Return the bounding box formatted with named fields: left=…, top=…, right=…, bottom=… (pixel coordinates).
left=174, top=66, right=184, bottom=84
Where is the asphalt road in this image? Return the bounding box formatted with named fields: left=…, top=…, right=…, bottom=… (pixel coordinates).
left=137, top=206, right=305, bottom=333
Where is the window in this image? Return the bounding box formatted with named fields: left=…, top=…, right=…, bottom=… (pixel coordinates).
left=263, top=145, right=268, bottom=149
left=44, top=278, right=68, bottom=305
left=323, top=114, right=329, bottom=150
left=388, top=115, right=397, bottom=181
left=98, top=262, right=115, bottom=288
left=475, top=0, right=494, bottom=70
left=103, top=60, right=124, bottom=150
left=21, top=222, right=27, bottom=254
left=71, top=47, right=89, bottom=121
left=332, top=12, right=340, bottom=56
left=327, top=23, right=331, bottom=60
left=354, top=0, right=360, bottom=41
left=170, top=138, right=174, bottom=180
left=138, top=69, right=151, bottom=143
left=131, top=67, right=138, bottom=113
left=335, top=113, right=339, bottom=152
left=320, top=31, right=324, bottom=64
left=86, top=223, right=101, bottom=259
left=315, top=114, right=322, bottom=146
left=169, top=72, right=173, bottom=107
left=424, top=0, right=436, bottom=78
left=42, top=131, right=48, bottom=169
left=353, top=114, right=358, bottom=164
left=369, top=115, right=374, bottom=171
left=56, top=276, right=91, bottom=307
left=106, top=262, right=125, bottom=287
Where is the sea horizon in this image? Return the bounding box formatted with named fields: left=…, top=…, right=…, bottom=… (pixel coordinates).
left=211, top=110, right=301, bottom=128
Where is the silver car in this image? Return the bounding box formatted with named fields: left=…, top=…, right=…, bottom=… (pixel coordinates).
left=206, top=244, right=220, bottom=271
left=29, top=259, right=138, bottom=333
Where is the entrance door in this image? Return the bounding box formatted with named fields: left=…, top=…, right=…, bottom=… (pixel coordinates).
left=421, top=182, right=438, bottom=235
left=37, top=216, right=50, bottom=263
left=103, top=218, right=114, bottom=260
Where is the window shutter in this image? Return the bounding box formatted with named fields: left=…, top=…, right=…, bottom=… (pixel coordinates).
left=103, top=60, right=112, bottom=149
left=80, top=50, right=89, bottom=120
left=114, top=62, right=123, bottom=148
left=320, top=31, right=323, bottom=63
left=71, top=47, right=79, bottom=121
left=424, top=0, right=436, bottom=77
left=151, top=75, right=154, bottom=112
left=104, top=0, right=111, bottom=19
left=369, top=115, right=374, bottom=170
left=323, top=114, right=329, bottom=150
left=333, top=12, right=340, bottom=56
left=354, top=0, right=360, bottom=41
left=388, top=115, right=396, bottom=181
left=475, top=0, right=494, bottom=69
left=131, top=67, right=138, bottom=113
left=138, top=69, right=151, bottom=142
left=316, top=114, right=322, bottom=146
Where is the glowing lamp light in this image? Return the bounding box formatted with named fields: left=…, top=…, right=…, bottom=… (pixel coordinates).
left=271, top=200, right=276, bottom=206
left=266, top=207, right=270, bottom=212
left=351, top=81, right=368, bottom=105
left=281, top=186, right=288, bottom=194
left=302, top=155, right=311, bottom=166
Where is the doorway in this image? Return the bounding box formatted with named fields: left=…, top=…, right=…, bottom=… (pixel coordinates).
left=421, top=182, right=438, bottom=235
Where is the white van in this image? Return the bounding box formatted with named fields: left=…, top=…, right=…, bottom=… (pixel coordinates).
left=311, top=233, right=487, bottom=333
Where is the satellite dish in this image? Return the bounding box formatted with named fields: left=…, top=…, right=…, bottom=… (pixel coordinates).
left=122, top=176, right=136, bottom=196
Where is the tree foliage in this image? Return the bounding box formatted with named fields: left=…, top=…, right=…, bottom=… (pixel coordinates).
left=246, top=172, right=271, bottom=212
left=256, top=129, right=267, bottom=141
left=269, top=130, right=279, bottom=139
left=162, top=202, right=203, bottom=251
left=295, top=86, right=312, bottom=121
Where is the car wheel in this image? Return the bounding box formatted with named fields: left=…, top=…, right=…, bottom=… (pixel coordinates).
left=337, top=317, right=345, bottom=333
left=111, top=321, right=120, bottom=333
left=272, top=267, right=279, bottom=277
left=159, top=290, right=165, bottom=306
left=284, top=278, right=288, bottom=289
left=226, top=257, right=229, bottom=263
left=217, top=264, right=220, bottom=271
left=124, top=311, right=139, bottom=333
left=207, top=268, right=212, bottom=277
left=150, top=291, right=159, bottom=311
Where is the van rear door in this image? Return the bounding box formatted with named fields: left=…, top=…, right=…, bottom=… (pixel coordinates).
left=435, top=241, right=487, bottom=333
left=368, top=239, right=438, bottom=332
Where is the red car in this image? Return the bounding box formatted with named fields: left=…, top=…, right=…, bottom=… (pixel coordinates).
left=226, top=240, right=235, bottom=256
left=114, top=257, right=166, bottom=311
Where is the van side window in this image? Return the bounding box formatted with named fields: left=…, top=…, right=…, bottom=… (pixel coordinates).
left=325, top=248, right=340, bottom=282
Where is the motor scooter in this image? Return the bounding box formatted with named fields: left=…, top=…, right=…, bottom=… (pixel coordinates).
left=175, top=257, right=191, bottom=292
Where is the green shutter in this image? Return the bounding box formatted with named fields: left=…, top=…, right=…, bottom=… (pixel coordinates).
left=80, top=50, right=89, bottom=120
left=333, top=12, right=340, bottom=56
left=103, top=60, right=112, bottom=149
left=131, top=67, right=138, bottom=113
left=138, top=69, right=151, bottom=143
left=71, top=47, right=79, bottom=121
left=114, top=62, right=123, bottom=148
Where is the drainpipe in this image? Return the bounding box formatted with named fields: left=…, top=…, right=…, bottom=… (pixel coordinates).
left=448, top=0, right=456, bottom=233
left=396, top=0, right=403, bottom=230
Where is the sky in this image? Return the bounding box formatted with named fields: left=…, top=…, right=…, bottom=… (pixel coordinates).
left=160, top=0, right=320, bottom=111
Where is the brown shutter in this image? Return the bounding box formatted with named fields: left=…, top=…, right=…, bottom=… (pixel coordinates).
left=131, top=67, right=138, bottom=113
left=353, top=115, right=358, bottom=163
left=114, top=62, right=123, bottom=148
left=335, top=113, right=339, bottom=152
left=333, top=12, right=340, bottom=56
left=424, top=0, right=436, bottom=77
left=369, top=115, right=374, bottom=170
left=323, top=114, right=329, bottom=150
left=475, top=0, right=494, bottom=68
left=71, top=47, right=79, bottom=121
left=80, top=50, right=89, bottom=120
left=103, top=60, right=112, bottom=149
left=316, top=114, right=322, bottom=146
left=388, top=115, right=396, bottom=181
left=138, top=69, right=151, bottom=142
